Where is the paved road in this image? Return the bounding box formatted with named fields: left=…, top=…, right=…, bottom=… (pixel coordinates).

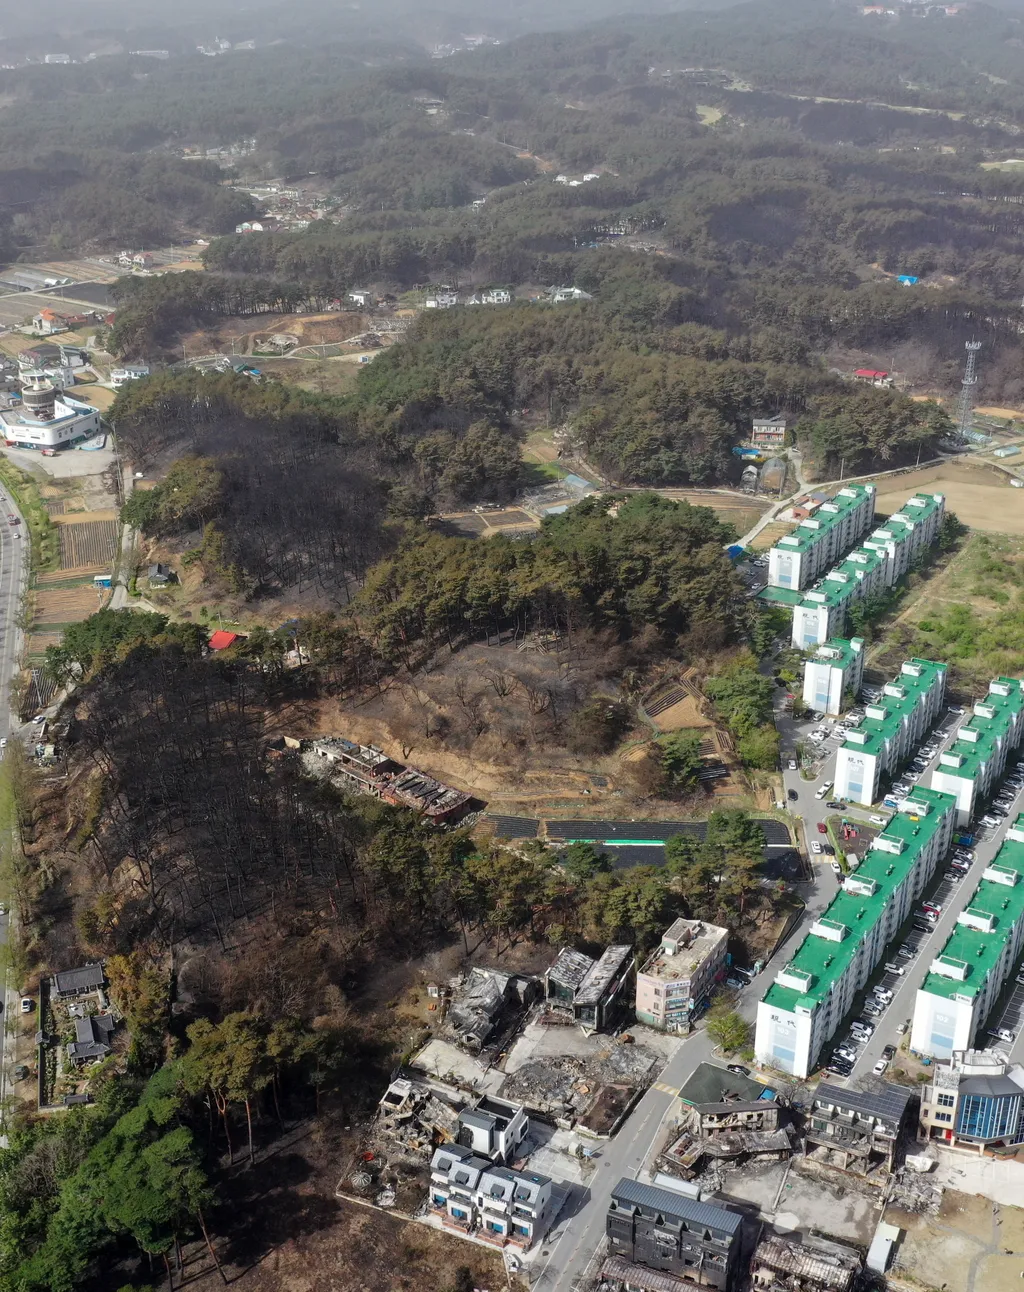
left=0, top=482, right=31, bottom=1145
left=531, top=860, right=837, bottom=1292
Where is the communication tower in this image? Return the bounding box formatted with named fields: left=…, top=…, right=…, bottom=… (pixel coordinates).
left=955, top=339, right=982, bottom=440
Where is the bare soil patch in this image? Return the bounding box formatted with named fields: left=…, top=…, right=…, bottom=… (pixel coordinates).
left=874, top=461, right=1024, bottom=533
left=749, top=520, right=795, bottom=550
left=57, top=518, right=118, bottom=569
left=649, top=692, right=712, bottom=732
left=33, top=585, right=103, bottom=623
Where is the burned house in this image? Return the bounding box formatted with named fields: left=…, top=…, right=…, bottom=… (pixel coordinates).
left=663, top=1098, right=790, bottom=1177
left=374, top=1076, right=460, bottom=1155
left=544, top=944, right=634, bottom=1033
left=606, top=1178, right=743, bottom=1290
left=307, top=737, right=473, bottom=824
left=751, top=1235, right=860, bottom=1292
left=445, top=967, right=539, bottom=1053
left=805, top=1082, right=913, bottom=1176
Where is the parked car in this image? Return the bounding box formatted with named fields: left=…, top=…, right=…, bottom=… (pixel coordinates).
left=896, top=1021, right=909, bottom=1035
left=897, top=945, right=914, bottom=958
left=923, top=901, right=942, bottom=914
left=817, top=822, right=828, bottom=834
left=1016, top=969, right=1024, bottom=985
left=873, top=1058, right=889, bottom=1075
left=882, top=1044, right=897, bottom=1061
left=884, top=962, right=905, bottom=975
left=826, top=800, right=842, bottom=810
left=830, top=1061, right=852, bottom=1077
left=726, top=976, right=744, bottom=989
left=869, top=815, right=887, bottom=825
left=20, top=998, right=32, bottom=1013
left=813, top=712, right=825, bottom=722
left=727, top=1064, right=750, bottom=1076
left=851, top=1020, right=874, bottom=1036
left=873, top=987, right=894, bottom=1002
left=822, top=844, right=835, bottom=855
left=788, top=788, right=798, bottom=801
left=993, top=1028, right=1016, bottom=1044
left=788, top=760, right=798, bottom=771
left=811, top=841, right=822, bottom=855
left=830, top=860, right=842, bottom=877
left=948, top=705, right=965, bottom=714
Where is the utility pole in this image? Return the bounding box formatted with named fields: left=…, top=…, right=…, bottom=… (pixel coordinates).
left=955, top=339, right=982, bottom=441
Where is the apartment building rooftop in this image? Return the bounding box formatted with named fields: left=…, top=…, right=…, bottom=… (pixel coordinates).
left=762, top=788, right=956, bottom=1017
left=759, top=585, right=806, bottom=607
left=640, top=919, right=725, bottom=982
left=839, top=658, right=946, bottom=759
left=920, top=813, right=1024, bottom=1003
left=774, top=485, right=875, bottom=556
left=937, top=679, right=1024, bottom=783
left=812, top=637, right=863, bottom=671
left=797, top=545, right=885, bottom=611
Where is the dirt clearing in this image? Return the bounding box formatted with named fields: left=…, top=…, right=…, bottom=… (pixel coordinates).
left=874, top=461, right=1024, bottom=534
left=749, top=520, right=795, bottom=550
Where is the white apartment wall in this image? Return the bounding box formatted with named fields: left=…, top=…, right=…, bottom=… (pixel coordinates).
left=792, top=602, right=836, bottom=650
left=930, top=767, right=976, bottom=826
left=835, top=746, right=880, bottom=806
left=769, top=544, right=803, bottom=591
left=912, top=991, right=976, bottom=1061
left=803, top=659, right=846, bottom=716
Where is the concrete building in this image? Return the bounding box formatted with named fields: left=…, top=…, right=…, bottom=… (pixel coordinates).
left=428, top=1143, right=553, bottom=1249
left=767, top=484, right=876, bottom=592
left=930, top=678, right=1024, bottom=825
left=805, top=1082, right=913, bottom=1175
left=635, top=918, right=728, bottom=1032
left=606, top=1178, right=743, bottom=1289
left=788, top=493, right=944, bottom=650
left=752, top=415, right=787, bottom=447
left=0, top=380, right=101, bottom=450
left=802, top=637, right=866, bottom=717
left=912, top=814, right=1024, bottom=1059
left=756, top=788, right=957, bottom=1077
left=111, top=365, right=150, bottom=388
left=574, top=945, right=635, bottom=1032
left=456, top=1095, right=529, bottom=1163
left=791, top=545, right=887, bottom=649
left=834, top=658, right=947, bottom=806
left=919, top=1049, right=1024, bottom=1152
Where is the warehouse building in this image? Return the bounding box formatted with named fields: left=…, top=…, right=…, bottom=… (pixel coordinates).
left=930, top=678, right=1024, bottom=826
left=768, top=485, right=876, bottom=592
left=833, top=658, right=947, bottom=806
left=911, top=814, right=1024, bottom=1059
left=802, top=637, right=866, bottom=717
left=756, top=787, right=957, bottom=1078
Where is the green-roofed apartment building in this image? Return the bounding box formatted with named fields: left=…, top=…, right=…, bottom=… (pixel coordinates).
left=911, top=813, right=1024, bottom=1060
left=930, top=678, right=1024, bottom=826
left=756, top=787, right=957, bottom=1078
left=767, top=484, right=877, bottom=593
left=802, top=637, right=866, bottom=717
left=788, top=493, right=945, bottom=651
left=833, top=658, right=948, bottom=806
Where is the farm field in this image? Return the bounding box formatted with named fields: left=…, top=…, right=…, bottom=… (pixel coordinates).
left=748, top=520, right=795, bottom=550
left=33, top=585, right=104, bottom=624
left=55, top=517, right=119, bottom=569
left=874, top=461, right=1024, bottom=533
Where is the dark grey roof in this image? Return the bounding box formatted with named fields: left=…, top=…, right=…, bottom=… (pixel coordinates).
left=610, top=1178, right=743, bottom=1234
left=960, top=1074, right=1024, bottom=1100
left=51, top=964, right=104, bottom=994
left=460, top=1109, right=496, bottom=1132
left=547, top=947, right=594, bottom=989
left=678, top=1061, right=768, bottom=1106
left=575, top=945, right=633, bottom=1007
left=815, top=1082, right=912, bottom=1121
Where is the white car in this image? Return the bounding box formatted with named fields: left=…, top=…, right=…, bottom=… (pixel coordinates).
left=830, top=861, right=842, bottom=876
left=869, top=815, right=887, bottom=825
left=811, top=841, right=822, bottom=854
left=873, top=1058, right=889, bottom=1075
left=788, top=759, right=797, bottom=771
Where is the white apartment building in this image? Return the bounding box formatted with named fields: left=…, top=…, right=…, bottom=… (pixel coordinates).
left=768, top=484, right=876, bottom=592
left=802, top=637, right=866, bottom=716
left=429, top=1143, right=553, bottom=1249
left=756, top=787, right=957, bottom=1078
left=788, top=493, right=946, bottom=650
left=634, top=918, right=728, bottom=1031
left=930, top=678, right=1024, bottom=826
left=912, top=814, right=1024, bottom=1060
left=834, top=658, right=947, bottom=806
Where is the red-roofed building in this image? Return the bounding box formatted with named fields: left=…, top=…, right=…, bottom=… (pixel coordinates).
left=853, top=368, right=893, bottom=387
left=208, top=630, right=239, bottom=651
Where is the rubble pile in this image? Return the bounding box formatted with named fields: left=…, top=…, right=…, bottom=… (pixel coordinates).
left=888, top=1167, right=944, bottom=1215
left=500, top=1041, right=658, bottom=1123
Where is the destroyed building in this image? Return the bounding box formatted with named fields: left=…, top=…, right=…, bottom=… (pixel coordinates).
left=374, top=1076, right=461, bottom=1156
left=751, top=1235, right=861, bottom=1292
left=606, top=1178, right=744, bottom=1289
left=805, top=1082, right=913, bottom=1176
left=662, top=1098, right=790, bottom=1178
left=305, top=736, right=474, bottom=824
left=543, top=944, right=634, bottom=1033
left=445, top=967, right=539, bottom=1053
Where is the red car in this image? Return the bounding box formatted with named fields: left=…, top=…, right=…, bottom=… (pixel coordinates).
left=6, top=515, right=17, bottom=525
left=817, top=822, right=828, bottom=834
